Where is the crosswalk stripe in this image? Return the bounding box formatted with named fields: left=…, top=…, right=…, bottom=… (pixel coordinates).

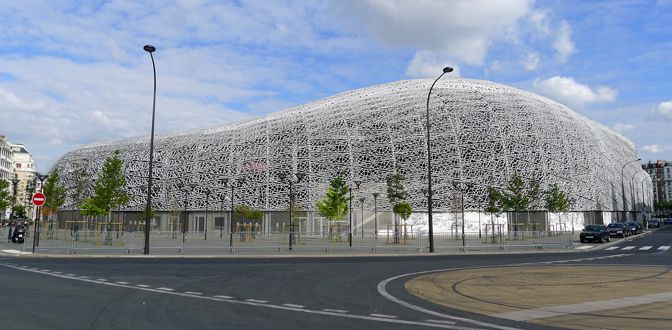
left=621, top=246, right=636, bottom=250
left=658, top=246, right=670, bottom=251
left=576, top=245, right=593, bottom=250
left=605, top=246, right=619, bottom=250
left=639, top=246, right=652, bottom=250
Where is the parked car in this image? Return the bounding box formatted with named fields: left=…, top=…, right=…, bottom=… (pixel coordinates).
left=663, top=218, right=672, bottom=225
left=580, top=224, right=611, bottom=243
left=606, top=223, right=629, bottom=238
left=625, top=221, right=642, bottom=235
left=649, top=219, right=660, bottom=228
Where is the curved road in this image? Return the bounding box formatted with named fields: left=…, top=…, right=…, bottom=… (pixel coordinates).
left=1, top=226, right=670, bottom=329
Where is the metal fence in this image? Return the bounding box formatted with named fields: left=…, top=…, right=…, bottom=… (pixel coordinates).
left=7, top=226, right=575, bottom=255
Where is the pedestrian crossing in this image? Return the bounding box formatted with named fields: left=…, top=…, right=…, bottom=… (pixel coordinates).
left=601, top=245, right=670, bottom=252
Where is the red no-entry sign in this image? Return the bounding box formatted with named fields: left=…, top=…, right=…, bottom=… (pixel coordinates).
left=32, top=192, right=46, bottom=206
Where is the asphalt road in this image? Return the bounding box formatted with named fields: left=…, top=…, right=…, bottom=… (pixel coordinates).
left=1, top=226, right=670, bottom=330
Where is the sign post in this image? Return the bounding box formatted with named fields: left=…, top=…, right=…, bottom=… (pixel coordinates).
left=31, top=193, right=46, bottom=253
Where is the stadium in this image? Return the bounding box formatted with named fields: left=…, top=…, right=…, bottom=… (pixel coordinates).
left=52, top=78, right=651, bottom=235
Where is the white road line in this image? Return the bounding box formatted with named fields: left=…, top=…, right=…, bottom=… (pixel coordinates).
left=41, top=269, right=50, bottom=272
left=575, top=245, right=593, bottom=250
left=370, top=313, right=397, bottom=319
left=116, top=281, right=129, bottom=285
left=621, top=246, right=636, bottom=250
left=282, top=304, right=305, bottom=308
left=212, top=295, right=232, bottom=299
left=185, top=291, right=203, bottom=295
left=639, top=246, right=652, bottom=251
left=66, top=273, right=75, bottom=276
left=246, top=299, right=267, bottom=303
left=0, top=263, right=485, bottom=329
left=426, top=319, right=457, bottom=325
left=491, top=291, right=672, bottom=321
left=658, top=246, right=670, bottom=251
left=137, top=284, right=151, bottom=288
left=605, top=246, right=619, bottom=250
left=79, top=276, right=90, bottom=279
left=97, top=279, right=107, bottom=282
left=322, top=309, right=348, bottom=313
left=157, top=287, right=174, bottom=291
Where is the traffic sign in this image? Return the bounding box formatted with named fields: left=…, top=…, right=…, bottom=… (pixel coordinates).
left=32, top=192, right=46, bottom=206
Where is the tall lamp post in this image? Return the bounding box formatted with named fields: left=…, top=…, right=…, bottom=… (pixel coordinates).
left=359, top=197, right=366, bottom=239
left=219, top=178, right=228, bottom=238
left=278, top=172, right=305, bottom=251
left=452, top=180, right=474, bottom=248
left=32, top=173, right=48, bottom=253
left=142, top=44, right=157, bottom=255
left=620, top=158, right=641, bottom=222
left=204, top=188, right=211, bottom=240
left=372, top=193, right=379, bottom=241
left=425, top=66, right=453, bottom=253
left=11, top=176, right=20, bottom=219
left=349, top=180, right=362, bottom=247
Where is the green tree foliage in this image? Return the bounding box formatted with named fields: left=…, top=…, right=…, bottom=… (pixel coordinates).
left=500, top=174, right=531, bottom=212
left=12, top=204, right=27, bottom=219
left=485, top=186, right=503, bottom=216
left=393, top=201, right=413, bottom=221
left=234, top=204, right=263, bottom=221
left=43, top=169, right=67, bottom=217
left=0, top=180, right=10, bottom=215
left=81, top=150, right=129, bottom=218
left=545, top=184, right=570, bottom=213
left=70, top=162, right=92, bottom=209
left=140, top=205, right=155, bottom=220
left=316, top=176, right=349, bottom=221
left=386, top=169, right=407, bottom=205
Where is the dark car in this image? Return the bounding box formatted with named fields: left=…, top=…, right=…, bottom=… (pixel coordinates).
left=649, top=219, right=660, bottom=228
left=663, top=218, right=672, bottom=225
left=606, top=223, right=629, bottom=238
left=580, top=224, right=610, bottom=243
left=625, top=221, right=642, bottom=235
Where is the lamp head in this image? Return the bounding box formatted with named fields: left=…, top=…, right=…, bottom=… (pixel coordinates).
left=442, top=67, right=453, bottom=73
left=220, top=178, right=229, bottom=187
left=38, top=174, right=48, bottom=182
left=372, top=192, right=379, bottom=198
left=359, top=197, right=366, bottom=203
left=421, top=188, right=428, bottom=196
left=295, top=172, right=306, bottom=182
left=11, top=177, right=20, bottom=185
left=354, top=180, right=363, bottom=189
left=143, top=45, right=156, bottom=53
left=278, top=173, right=288, bottom=182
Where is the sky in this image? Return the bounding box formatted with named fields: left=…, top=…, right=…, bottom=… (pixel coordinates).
left=1, top=0, right=671, bottom=173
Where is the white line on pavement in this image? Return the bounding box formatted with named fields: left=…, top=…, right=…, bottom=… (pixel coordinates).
left=621, top=246, right=636, bottom=250
left=426, top=319, right=457, bottom=325
left=97, top=279, right=107, bottom=282
left=575, top=245, right=593, bottom=250
left=185, top=291, right=203, bottom=295
left=322, top=309, right=348, bottom=313
left=605, top=246, right=619, bottom=250
left=282, top=304, right=305, bottom=308
left=639, top=246, right=652, bottom=250
left=212, top=295, right=232, bottom=299
left=370, top=313, right=397, bottom=318
left=245, top=299, right=267, bottom=303
left=658, top=246, right=670, bottom=251
left=116, top=281, right=129, bottom=284
left=157, top=287, right=174, bottom=291
left=137, top=284, right=151, bottom=288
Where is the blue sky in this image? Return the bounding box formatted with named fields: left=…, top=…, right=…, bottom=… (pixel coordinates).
left=1, top=0, right=671, bottom=172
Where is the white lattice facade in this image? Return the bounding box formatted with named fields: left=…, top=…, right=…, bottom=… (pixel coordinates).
left=52, top=78, right=651, bottom=216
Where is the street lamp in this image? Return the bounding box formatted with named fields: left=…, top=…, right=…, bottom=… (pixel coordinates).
left=452, top=180, right=474, bottom=248
left=620, top=158, right=641, bottom=222
left=228, top=177, right=245, bottom=248
left=11, top=175, right=20, bottom=218
left=219, top=178, right=229, bottom=238
left=143, top=44, right=157, bottom=255
left=278, top=172, right=305, bottom=251
left=177, top=182, right=197, bottom=244
left=349, top=180, right=363, bottom=247
left=32, top=173, right=48, bottom=253
left=372, top=192, right=379, bottom=241
left=425, top=66, right=453, bottom=253
left=359, top=196, right=366, bottom=239
left=203, top=188, right=211, bottom=240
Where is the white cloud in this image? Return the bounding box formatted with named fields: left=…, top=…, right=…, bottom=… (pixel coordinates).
left=653, top=101, right=672, bottom=120
left=523, top=52, right=540, bottom=70
left=553, top=21, right=576, bottom=62
left=641, top=144, right=664, bottom=153
left=533, top=76, right=617, bottom=108
left=613, top=123, right=635, bottom=133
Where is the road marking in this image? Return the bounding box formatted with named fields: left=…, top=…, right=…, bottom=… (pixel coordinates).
left=66, top=273, right=75, bottom=276
left=97, top=279, right=107, bottom=282
left=426, top=319, right=457, bottom=325
left=621, top=246, right=636, bottom=250
left=639, top=246, right=652, bottom=250
left=605, top=246, right=619, bottom=250
left=157, top=287, right=174, bottom=291
left=491, top=291, right=672, bottom=321
left=185, top=291, right=203, bottom=295
left=0, top=263, right=494, bottom=329
left=0, top=249, right=23, bottom=255
left=212, top=295, right=232, bottom=299
left=246, top=299, right=267, bottom=303
left=137, top=284, right=151, bottom=288
left=575, top=245, right=593, bottom=250
left=41, top=269, right=51, bottom=272
left=79, top=276, right=90, bottom=279
left=370, top=313, right=397, bottom=318
left=282, top=304, right=305, bottom=308
left=116, top=281, right=129, bottom=285
left=322, top=309, right=347, bottom=313
left=658, top=246, right=670, bottom=251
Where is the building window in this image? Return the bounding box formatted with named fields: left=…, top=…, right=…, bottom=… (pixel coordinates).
left=16, top=163, right=21, bottom=168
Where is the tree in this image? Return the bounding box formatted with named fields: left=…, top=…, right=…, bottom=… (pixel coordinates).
left=43, top=168, right=67, bottom=220
left=497, top=174, right=544, bottom=231
left=81, top=150, right=130, bottom=225
left=234, top=204, right=263, bottom=221
left=545, top=184, right=570, bottom=213
left=393, top=201, right=413, bottom=221
left=12, top=204, right=27, bottom=219
left=0, top=180, right=10, bottom=218
left=386, top=169, right=407, bottom=205
left=316, top=176, right=349, bottom=222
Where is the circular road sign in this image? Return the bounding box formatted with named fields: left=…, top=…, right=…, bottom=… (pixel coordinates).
left=32, top=192, right=46, bottom=206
